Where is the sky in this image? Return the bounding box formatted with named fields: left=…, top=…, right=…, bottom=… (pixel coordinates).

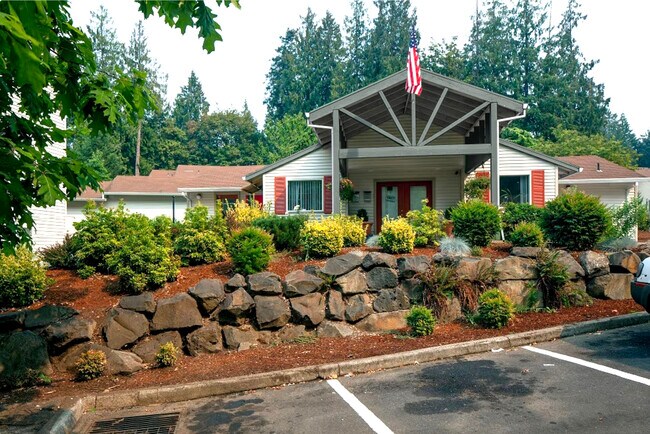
left=69, top=0, right=649, bottom=137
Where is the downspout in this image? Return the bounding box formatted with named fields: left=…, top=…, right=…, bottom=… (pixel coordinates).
left=172, top=196, right=176, bottom=222
left=182, top=192, right=191, bottom=208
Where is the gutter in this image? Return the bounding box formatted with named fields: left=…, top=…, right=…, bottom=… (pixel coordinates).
left=559, top=178, right=648, bottom=185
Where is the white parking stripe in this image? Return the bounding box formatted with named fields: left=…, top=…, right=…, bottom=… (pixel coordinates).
left=523, top=345, right=650, bottom=386
left=327, top=379, right=394, bottom=434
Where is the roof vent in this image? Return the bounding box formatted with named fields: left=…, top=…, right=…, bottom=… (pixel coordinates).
left=596, top=162, right=602, bottom=172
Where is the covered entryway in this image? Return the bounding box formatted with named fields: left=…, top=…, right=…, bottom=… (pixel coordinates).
left=376, top=180, right=432, bottom=231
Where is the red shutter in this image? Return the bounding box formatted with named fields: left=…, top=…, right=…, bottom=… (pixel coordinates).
left=531, top=170, right=545, bottom=207
left=476, top=171, right=490, bottom=203
left=323, top=175, right=332, bottom=214
left=274, top=177, right=286, bottom=215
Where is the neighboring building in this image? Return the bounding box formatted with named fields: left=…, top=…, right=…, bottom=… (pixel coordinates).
left=636, top=167, right=650, bottom=202
left=67, top=165, right=263, bottom=234
left=245, top=68, right=580, bottom=233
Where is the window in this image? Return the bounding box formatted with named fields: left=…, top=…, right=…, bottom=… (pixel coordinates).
left=288, top=180, right=322, bottom=211
left=500, top=175, right=530, bottom=204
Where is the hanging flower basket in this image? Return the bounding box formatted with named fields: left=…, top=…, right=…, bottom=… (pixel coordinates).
left=339, top=178, right=354, bottom=202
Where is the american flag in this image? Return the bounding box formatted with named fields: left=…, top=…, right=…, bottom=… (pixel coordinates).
left=405, top=28, right=422, bottom=95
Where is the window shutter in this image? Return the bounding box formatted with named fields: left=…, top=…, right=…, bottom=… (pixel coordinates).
left=531, top=170, right=545, bottom=207
left=476, top=171, right=490, bottom=203
left=323, top=175, right=332, bottom=214
left=274, top=177, right=286, bottom=215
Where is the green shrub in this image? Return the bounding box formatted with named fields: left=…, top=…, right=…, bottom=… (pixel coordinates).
left=539, top=188, right=610, bottom=251
left=439, top=236, right=471, bottom=256
left=77, top=265, right=95, bottom=280
left=332, top=214, right=366, bottom=247
left=476, top=289, right=514, bottom=329
left=606, top=197, right=646, bottom=239
left=535, top=250, right=569, bottom=309
left=509, top=222, right=544, bottom=247
left=470, top=246, right=483, bottom=257
left=464, top=176, right=491, bottom=200
left=378, top=217, right=415, bottom=253
left=406, top=306, right=436, bottom=336
left=71, top=202, right=127, bottom=274
left=300, top=218, right=344, bottom=258
left=174, top=205, right=227, bottom=266
left=451, top=200, right=501, bottom=247
left=155, top=342, right=179, bottom=367
left=39, top=234, right=78, bottom=269
left=0, top=246, right=51, bottom=308
left=225, top=199, right=269, bottom=232
left=107, top=214, right=180, bottom=293
left=502, top=202, right=543, bottom=239
left=406, top=199, right=445, bottom=247
left=0, top=369, right=52, bottom=391
left=253, top=215, right=307, bottom=251
left=227, top=227, right=275, bottom=275
left=75, top=349, right=106, bottom=381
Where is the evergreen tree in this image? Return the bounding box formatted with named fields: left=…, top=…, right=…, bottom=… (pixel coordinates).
left=510, top=0, right=547, bottom=100
left=264, top=113, right=318, bottom=161
left=173, top=71, right=210, bottom=128
left=638, top=131, right=650, bottom=168
left=333, top=0, right=369, bottom=97
left=265, top=28, right=302, bottom=120
left=86, top=6, right=126, bottom=76
left=421, top=37, right=469, bottom=80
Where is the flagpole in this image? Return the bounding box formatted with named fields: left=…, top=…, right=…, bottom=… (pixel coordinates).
left=411, top=93, right=416, bottom=146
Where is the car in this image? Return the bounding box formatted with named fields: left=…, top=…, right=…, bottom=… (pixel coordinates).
left=631, top=257, right=650, bottom=313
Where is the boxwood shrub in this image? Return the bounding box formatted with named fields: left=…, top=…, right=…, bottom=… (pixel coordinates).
left=378, top=217, right=415, bottom=253
left=174, top=205, right=226, bottom=266
left=300, top=218, right=344, bottom=258
left=509, top=222, right=544, bottom=247
left=476, top=289, right=514, bottom=329
left=227, top=227, right=275, bottom=275
left=253, top=215, right=307, bottom=251
left=502, top=202, right=542, bottom=239
left=451, top=200, right=501, bottom=247
left=406, top=199, right=445, bottom=247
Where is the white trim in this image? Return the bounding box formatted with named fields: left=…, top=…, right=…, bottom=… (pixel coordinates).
left=178, top=187, right=244, bottom=193
left=106, top=192, right=186, bottom=197
left=286, top=177, right=325, bottom=213
left=559, top=178, right=646, bottom=185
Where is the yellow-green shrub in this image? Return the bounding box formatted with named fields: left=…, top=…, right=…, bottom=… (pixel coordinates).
left=378, top=217, right=415, bottom=253
left=225, top=199, right=269, bottom=232
left=75, top=350, right=106, bottom=381
left=332, top=215, right=365, bottom=247
left=0, top=246, right=51, bottom=308
left=155, top=342, right=179, bottom=367
left=300, top=218, right=344, bottom=258
left=406, top=199, right=445, bottom=247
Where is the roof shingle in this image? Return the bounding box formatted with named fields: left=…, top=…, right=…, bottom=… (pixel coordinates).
left=557, top=155, right=645, bottom=180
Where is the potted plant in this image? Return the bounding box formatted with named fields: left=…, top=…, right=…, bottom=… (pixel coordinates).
left=339, top=178, right=354, bottom=202
left=356, top=208, right=373, bottom=236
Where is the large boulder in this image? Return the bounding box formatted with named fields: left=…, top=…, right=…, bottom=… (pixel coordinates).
left=362, top=252, right=397, bottom=270
left=225, top=274, right=246, bottom=292
left=0, top=310, right=25, bottom=333
left=316, top=320, right=359, bottom=338
left=24, top=305, right=77, bottom=329
left=373, top=288, right=410, bottom=313
left=608, top=250, right=641, bottom=274
left=438, top=297, right=463, bottom=324
left=222, top=325, right=260, bottom=350
left=247, top=272, right=283, bottom=295
left=345, top=294, right=373, bottom=322
left=189, top=279, right=226, bottom=315
left=290, top=293, right=325, bottom=327
left=303, top=264, right=321, bottom=276
left=556, top=250, right=586, bottom=279
left=283, top=270, right=324, bottom=297
left=326, top=290, right=345, bottom=321
left=320, top=252, right=364, bottom=277
left=103, top=308, right=149, bottom=349
left=397, top=256, right=431, bottom=278
left=213, top=288, right=255, bottom=325
left=254, top=296, right=291, bottom=329
left=494, top=256, right=537, bottom=280
left=510, top=247, right=544, bottom=259
left=131, top=331, right=183, bottom=364
left=588, top=274, right=633, bottom=300
left=579, top=251, right=610, bottom=278
left=54, top=343, right=145, bottom=375
left=119, top=293, right=156, bottom=315
left=366, top=267, right=399, bottom=290
left=151, top=293, right=203, bottom=332
left=401, top=278, right=424, bottom=304
left=0, top=331, right=52, bottom=382
left=498, top=280, right=537, bottom=307
left=277, top=324, right=307, bottom=342
left=355, top=311, right=408, bottom=332
left=455, top=257, right=493, bottom=281
left=42, top=316, right=96, bottom=353
left=186, top=323, right=222, bottom=356
left=335, top=269, right=368, bottom=294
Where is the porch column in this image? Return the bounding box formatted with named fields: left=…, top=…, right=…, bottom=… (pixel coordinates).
left=332, top=109, right=341, bottom=214
left=490, top=102, right=500, bottom=207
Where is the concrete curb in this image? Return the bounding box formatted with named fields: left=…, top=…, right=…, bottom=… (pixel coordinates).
left=43, top=312, right=649, bottom=433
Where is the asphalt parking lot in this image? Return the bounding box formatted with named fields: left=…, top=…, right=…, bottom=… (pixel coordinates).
left=77, top=322, right=650, bottom=433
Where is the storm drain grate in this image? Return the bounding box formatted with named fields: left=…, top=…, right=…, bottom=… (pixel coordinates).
left=88, top=412, right=180, bottom=434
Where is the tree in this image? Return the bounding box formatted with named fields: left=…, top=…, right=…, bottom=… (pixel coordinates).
left=173, top=71, right=210, bottom=128
left=638, top=131, right=650, bottom=168
left=264, top=113, right=317, bottom=161
left=332, top=0, right=369, bottom=97
left=510, top=0, right=547, bottom=100
left=0, top=0, right=240, bottom=253
left=421, top=37, right=469, bottom=80
left=86, top=5, right=126, bottom=76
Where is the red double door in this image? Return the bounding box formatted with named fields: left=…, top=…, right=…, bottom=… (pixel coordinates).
left=376, top=181, right=433, bottom=232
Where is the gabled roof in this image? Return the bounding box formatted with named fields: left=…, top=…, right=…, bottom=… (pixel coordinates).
left=308, top=68, right=526, bottom=146
left=557, top=155, right=646, bottom=183
left=636, top=167, right=650, bottom=178
left=244, top=143, right=323, bottom=182
left=500, top=140, right=580, bottom=173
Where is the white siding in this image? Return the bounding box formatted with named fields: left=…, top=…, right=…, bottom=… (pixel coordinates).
left=104, top=195, right=189, bottom=221
left=562, top=184, right=634, bottom=207
left=262, top=146, right=332, bottom=215
left=471, top=145, right=559, bottom=202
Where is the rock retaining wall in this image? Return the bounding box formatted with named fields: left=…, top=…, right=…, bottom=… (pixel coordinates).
left=0, top=248, right=638, bottom=383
